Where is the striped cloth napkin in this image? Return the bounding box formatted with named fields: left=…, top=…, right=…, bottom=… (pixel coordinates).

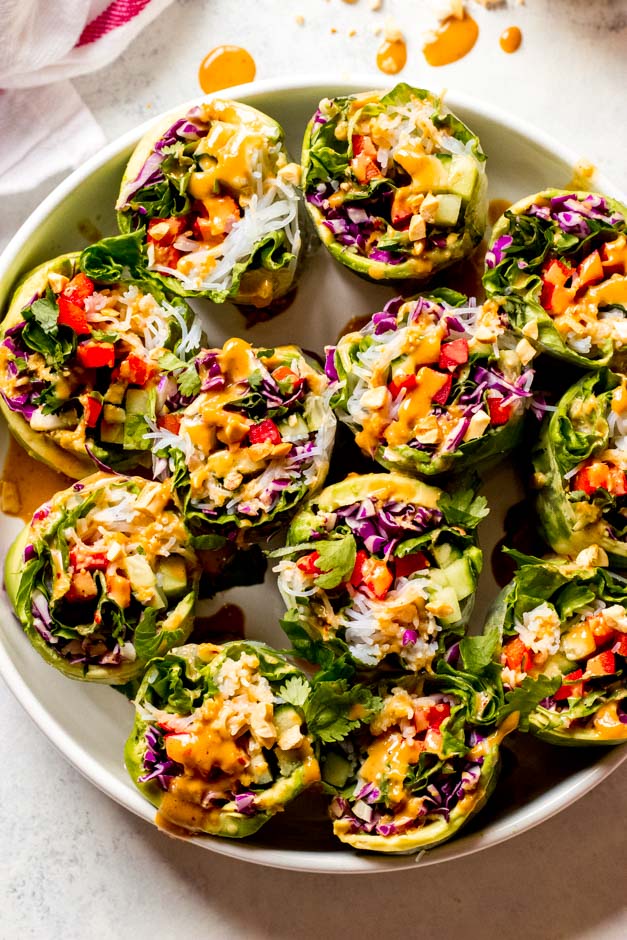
left=0, top=0, right=174, bottom=195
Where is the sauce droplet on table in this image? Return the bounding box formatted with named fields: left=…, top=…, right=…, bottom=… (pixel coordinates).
left=376, top=36, right=407, bottom=75
left=423, top=12, right=478, bottom=67
left=499, top=26, right=522, bottom=54
left=1, top=436, right=72, bottom=523
left=198, top=45, right=256, bottom=94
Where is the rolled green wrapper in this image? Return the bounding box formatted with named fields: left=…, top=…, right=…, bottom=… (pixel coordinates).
left=533, top=369, right=627, bottom=565
left=323, top=666, right=508, bottom=854
left=482, top=553, right=627, bottom=745
left=124, top=641, right=322, bottom=838
left=116, top=99, right=302, bottom=307
left=483, top=189, right=627, bottom=369
left=0, top=250, right=200, bottom=479
left=148, top=338, right=336, bottom=543
left=326, top=289, right=534, bottom=477
left=302, top=84, right=487, bottom=284
left=274, top=472, right=485, bottom=673
left=4, top=472, right=200, bottom=683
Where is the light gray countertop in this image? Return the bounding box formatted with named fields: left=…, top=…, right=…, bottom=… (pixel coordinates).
left=1, top=1, right=626, bottom=937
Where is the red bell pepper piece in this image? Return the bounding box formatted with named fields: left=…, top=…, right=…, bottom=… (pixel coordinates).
left=57, top=294, right=91, bottom=335
left=249, top=418, right=282, bottom=445
left=157, top=414, right=182, bottom=434
left=487, top=395, right=513, bottom=426
left=76, top=342, right=115, bottom=369
left=573, top=462, right=627, bottom=496
left=83, top=397, right=102, bottom=428
left=69, top=547, right=108, bottom=571
left=296, top=551, right=320, bottom=575
left=147, top=216, right=188, bottom=246
left=553, top=669, right=585, bottom=701
left=63, top=273, right=94, bottom=306
left=502, top=636, right=532, bottom=672
left=427, top=702, right=450, bottom=729
left=388, top=373, right=417, bottom=399
left=272, top=366, right=303, bottom=389
left=438, top=338, right=469, bottom=371
left=351, top=550, right=393, bottom=599
left=352, top=135, right=377, bottom=158
left=431, top=373, right=452, bottom=405
left=395, top=551, right=430, bottom=579
left=585, top=650, right=616, bottom=677
left=120, top=354, right=154, bottom=387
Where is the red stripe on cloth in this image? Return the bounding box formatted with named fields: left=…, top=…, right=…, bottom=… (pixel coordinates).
left=76, top=0, right=153, bottom=47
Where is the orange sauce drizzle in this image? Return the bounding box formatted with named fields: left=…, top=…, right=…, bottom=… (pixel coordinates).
left=198, top=46, right=256, bottom=95
left=423, top=12, right=479, bottom=67
left=499, top=26, right=522, bottom=54
left=1, top=436, right=72, bottom=523
left=376, top=37, right=407, bottom=75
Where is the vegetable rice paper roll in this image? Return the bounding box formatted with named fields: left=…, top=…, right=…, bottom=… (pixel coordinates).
left=124, top=642, right=323, bottom=837
left=323, top=663, right=510, bottom=853
left=0, top=253, right=200, bottom=479
left=116, top=99, right=302, bottom=308
left=484, top=552, right=627, bottom=745
left=484, top=189, right=627, bottom=368
left=148, top=338, right=335, bottom=539
left=326, top=290, right=535, bottom=477
left=533, top=370, right=627, bottom=566
left=275, top=473, right=485, bottom=672
left=302, top=84, right=487, bottom=283
left=4, top=473, right=200, bottom=683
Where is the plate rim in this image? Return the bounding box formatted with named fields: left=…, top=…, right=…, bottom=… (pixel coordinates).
left=0, top=75, right=625, bottom=875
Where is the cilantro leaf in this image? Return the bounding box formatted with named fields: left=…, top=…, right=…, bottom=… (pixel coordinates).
left=313, top=534, right=356, bottom=590
left=438, top=486, right=489, bottom=530
left=157, top=351, right=201, bottom=397
left=303, top=680, right=380, bottom=744
left=30, top=295, right=59, bottom=333
left=278, top=675, right=310, bottom=708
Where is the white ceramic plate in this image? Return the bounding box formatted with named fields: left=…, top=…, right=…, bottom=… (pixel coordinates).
left=0, top=77, right=625, bottom=874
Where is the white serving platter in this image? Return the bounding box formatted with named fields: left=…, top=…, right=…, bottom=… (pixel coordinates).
left=0, top=77, right=625, bottom=874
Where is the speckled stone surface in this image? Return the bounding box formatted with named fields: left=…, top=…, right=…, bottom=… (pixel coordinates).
left=1, top=1, right=626, bottom=937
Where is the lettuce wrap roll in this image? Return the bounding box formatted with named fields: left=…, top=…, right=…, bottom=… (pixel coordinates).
left=4, top=473, right=200, bottom=683
left=0, top=252, right=201, bottom=479
left=274, top=473, right=485, bottom=673
left=116, top=99, right=301, bottom=308
left=484, top=190, right=627, bottom=368
left=326, top=290, right=535, bottom=477
left=484, top=551, right=627, bottom=745
left=322, top=657, right=511, bottom=853
left=533, top=370, right=627, bottom=565
left=124, top=641, right=323, bottom=837
left=148, top=338, right=336, bottom=541
left=302, top=84, right=487, bottom=284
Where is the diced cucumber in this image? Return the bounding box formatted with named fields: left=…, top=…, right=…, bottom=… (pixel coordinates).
left=322, top=751, right=352, bottom=789
left=433, top=543, right=462, bottom=568
left=156, top=556, right=188, bottom=598
left=124, top=388, right=153, bottom=450
left=103, top=404, right=125, bottom=424
left=274, top=704, right=302, bottom=737
left=125, top=388, right=152, bottom=416
left=446, top=155, right=478, bottom=202
left=278, top=414, right=309, bottom=442
left=433, top=193, right=462, bottom=227
left=441, top=556, right=477, bottom=601
left=430, top=583, right=462, bottom=625
left=100, top=420, right=125, bottom=444
left=542, top=651, right=578, bottom=679
left=105, top=381, right=127, bottom=405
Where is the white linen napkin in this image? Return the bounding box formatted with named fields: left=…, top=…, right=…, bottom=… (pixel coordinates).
left=0, top=0, right=175, bottom=195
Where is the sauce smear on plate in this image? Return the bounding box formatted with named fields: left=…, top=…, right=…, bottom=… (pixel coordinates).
left=376, top=36, right=407, bottom=75
left=198, top=46, right=256, bottom=94
left=1, top=436, right=72, bottom=523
